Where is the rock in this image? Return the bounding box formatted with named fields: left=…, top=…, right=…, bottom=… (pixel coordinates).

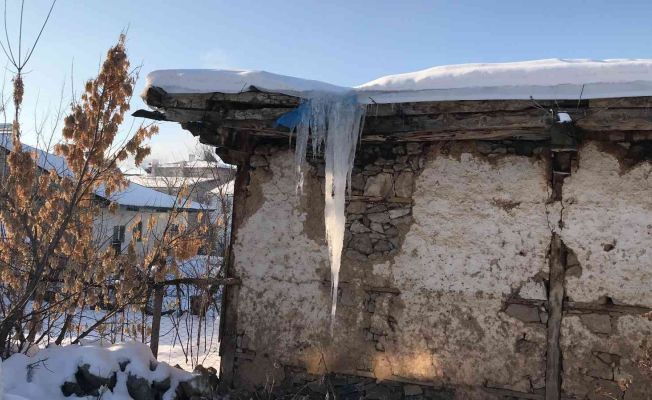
left=580, top=314, right=612, bottom=334
left=350, top=221, right=370, bottom=233
left=587, top=356, right=613, bottom=380
left=404, top=384, right=423, bottom=396
left=177, top=365, right=219, bottom=400
left=406, top=143, right=422, bottom=155
left=347, top=201, right=366, bottom=214
left=476, top=141, right=493, bottom=154
left=363, top=165, right=382, bottom=174
left=72, top=364, right=116, bottom=396
left=595, top=351, right=620, bottom=366
left=370, top=223, right=384, bottom=233
left=385, top=226, right=399, bottom=237
left=351, top=174, right=365, bottom=191
left=364, top=173, right=393, bottom=198
left=365, top=384, right=391, bottom=400
left=374, top=240, right=393, bottom=252
left=515, top=337, right=537, bottom=354
left=118, top=360, right=130, bottom=372
left=127, top=373, right=155, bottom=400
left=61, top=381, right=84, bottom=397
left=340, top=288, right=356, bottom=306
left=152, top=377, right=171, bottom=397
left=391, top=215, right=412, bottom=226
left=249, top=154, right=268, bottom=168
left=350, top=234, right=373, bottom=255
left=367, top=204, right=388, bottom=213
left=394, top=172, right=414, bottom=198
left=504, top=303, right=540, bottom=323
left=389, top=208, right=410, bottom=219
left=539, top=310, right=549, bottom=324
left=345, top=249, right=368, bottom=261
left=368, top=212, right=390, bottom=224
left=602, top=242, right=616, bottom=252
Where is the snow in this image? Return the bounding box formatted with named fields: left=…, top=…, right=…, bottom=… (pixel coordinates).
left=153, top=159, right=235, bottom=170
left=1, top=342, right=192, bottom=400
left=0, top=134, right=206, bottom=211
left=95, top=181, right=206, bottom=210
left=278, top=93, right=365, bottom=333
left=145, top=69, right=348, bottom=97
left=145, top=58, right=652, bottom=103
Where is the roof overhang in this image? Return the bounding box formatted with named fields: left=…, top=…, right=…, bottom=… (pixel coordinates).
left=138, top=85, right=652, bottom=164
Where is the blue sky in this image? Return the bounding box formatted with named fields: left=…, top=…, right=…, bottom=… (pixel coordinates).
left=8, top=0, right=652, bottom=162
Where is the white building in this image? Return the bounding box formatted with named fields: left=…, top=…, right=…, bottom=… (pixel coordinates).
left=0, top=133, right=209, bottom=257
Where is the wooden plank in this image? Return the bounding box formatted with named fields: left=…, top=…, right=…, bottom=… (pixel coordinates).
left=483, top=386, right=543, bottom=399
left=145, top=86, right=302, bottom=110
left=363, top=110, right=549, bottom=134
left=505, top=297, right=652, bottom=316
left=545, top=234, right=565, bottom=400
left=588, top=96, right=652, bottom=109
left=363, top=285, right=401, bottom=295
left=575, top=108, right=652, bottom=131
left=365, top=99, right=547, bottom=116
left=370, top=128, right=549, bottom=141
left=162, top=108, right=291, bottom=123
left=566, top=301, right=652, bottom=315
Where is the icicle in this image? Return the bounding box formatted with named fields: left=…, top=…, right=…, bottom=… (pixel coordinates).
left=278, top=92, right=365, bottom=334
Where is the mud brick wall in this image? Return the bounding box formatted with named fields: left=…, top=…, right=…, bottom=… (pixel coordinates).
left=224, top=138, right=652, bottom=399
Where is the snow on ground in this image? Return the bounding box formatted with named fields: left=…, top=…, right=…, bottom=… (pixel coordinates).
left=69, top=309, right=221, bottom=371
left=1, top=256, right=223, bottom=399
left=0, top=310, right=220, bottom=399
left=1, top=342, right=192, bottom=400
left=145, top=58, right=652, bottom=103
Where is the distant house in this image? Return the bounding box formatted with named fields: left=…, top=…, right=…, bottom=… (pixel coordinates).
left=0, top=130, right=210, bottom=257
left=129, top=156, right=236, bottom=206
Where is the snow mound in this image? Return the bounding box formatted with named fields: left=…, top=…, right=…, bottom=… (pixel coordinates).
left=1, top=342, right=192, bottom=400
left=145, top=58, right=652, bottom=103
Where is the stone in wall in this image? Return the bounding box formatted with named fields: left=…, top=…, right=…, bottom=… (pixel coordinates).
left=561, top=315, right=652, bottom=399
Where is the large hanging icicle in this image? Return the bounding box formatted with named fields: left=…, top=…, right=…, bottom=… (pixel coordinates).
left=278, top=92, right=365, bottom=333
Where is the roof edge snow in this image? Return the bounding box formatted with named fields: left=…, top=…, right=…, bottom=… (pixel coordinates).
left=144, top=59, right=652, bottom=103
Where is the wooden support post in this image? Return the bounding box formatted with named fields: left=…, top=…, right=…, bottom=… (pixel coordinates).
left=150, top=286, right=164, bottom=358
left=218, top=134, right=251, bottom=392
left=545, top=233, right=565, bottom=400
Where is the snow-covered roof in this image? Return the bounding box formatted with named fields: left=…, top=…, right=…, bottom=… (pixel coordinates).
left=0, top=135, right=207, bottom=211
left=145, top=59, right=652, bottom=103
left=120, top=165, right=149, bottom=176
left=210, top=179, right=234, bottom=196
left=145, top=69, right=348, bottom=97
left=152, top=159, right=235, bottom=170
left=128, top=175, right=220, bottom=188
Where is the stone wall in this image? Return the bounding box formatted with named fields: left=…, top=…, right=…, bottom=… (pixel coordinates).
left=224, top=138, right=652, bottom=399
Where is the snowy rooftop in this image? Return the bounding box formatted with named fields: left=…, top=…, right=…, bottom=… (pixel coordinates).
left=0, top=135, right=207, bottom=211
left=152, top=158, right=235, bottom=170
left=145, top=59, right=652, bottom=103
